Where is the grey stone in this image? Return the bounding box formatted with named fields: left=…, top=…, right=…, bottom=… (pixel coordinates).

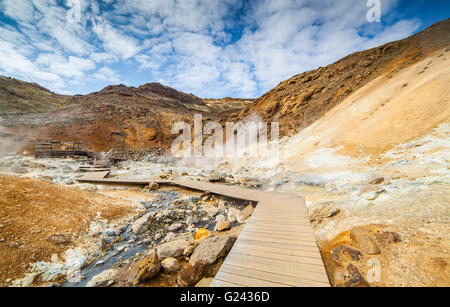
left=168, top=223, right=183, bottom=232
left=131, top=212, right=155, bottom=234
left=161, top=257, right=180, bottom=272
left=149, top=182, right=160, bottom=190
left=190, top=235, right=236, bottom=265
left=86, top=269, right=118, bottom=287
left=237, top=204, right=254, bottom=223
left=157, top=239, right=191, bottom=259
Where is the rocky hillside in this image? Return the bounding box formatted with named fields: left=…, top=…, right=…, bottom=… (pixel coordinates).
left=0, top=80, right=249, bottom=153
left=216, top=20, right=450, bottom=287
left=231, top=19, right=450, bottom=138
left=0, top=76, right=70, bottom=114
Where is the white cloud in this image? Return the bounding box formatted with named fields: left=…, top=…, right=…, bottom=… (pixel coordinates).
left=0, top=0, right=422, bottom=98
left=36, top=53, right=95, bottom=78
left=0, top=40, right=64, bottom=89
left=93, top=18, right=141, bottom=59
left=92, top=66, right=121, bottom=83
left=0, top=0, right=36, bottom=24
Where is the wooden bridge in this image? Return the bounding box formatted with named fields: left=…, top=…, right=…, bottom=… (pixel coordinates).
left=78, top=172, right=330, bottom=287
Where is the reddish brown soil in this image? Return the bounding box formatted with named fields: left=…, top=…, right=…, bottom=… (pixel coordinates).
left=0, top=174, right=133, bottom=282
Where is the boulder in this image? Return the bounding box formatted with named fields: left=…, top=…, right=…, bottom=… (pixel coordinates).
left=164, top=231, right=193, bottom=243
left=190, top=235, right=236, bottom=265
left=217, top=201, right=226, bottom=214
left=215, top=214, right=226, bottom=222
left=161, top=257, right=180, bottom=273
left=200, top=191, right=212, bottom=201
left=149, top=181, right=160, bottom=190
left=214, top=220, right=231, bottom=232
left=86, top=269, right=118, bottom=287
left=177, top=261, right=206, bottom=287
left=195, top=228, right=210, bottom=241
left=157, top=239, right=191, bottom=259
left=186, top=215, right=199, bottom=225
left=237, top=204, right=254, bottom=223
left=227, top=207, right=240, bottom=223
left=203, top=204, right=219, bottom=216
left=131, top=212, right=155, bottom=234
left=128, top=251, right=160, bottom=285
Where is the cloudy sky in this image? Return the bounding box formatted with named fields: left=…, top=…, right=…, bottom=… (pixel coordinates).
left=0, top=0, right=448, bottom=98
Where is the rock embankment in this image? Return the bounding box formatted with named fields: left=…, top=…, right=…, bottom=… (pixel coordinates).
left=80, top=189, right=254, bottom=287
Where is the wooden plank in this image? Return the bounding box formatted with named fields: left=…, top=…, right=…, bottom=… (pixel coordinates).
left=222, top=253, right=328, bottom=282
left=235, top=238, right=320, bottom=253
left=215, top=271, right=291, bottom=287
left=219, top=264, right=328, bottom=287
left=229, top=247, right=324, bottom=266
left=238, top=233, right=318, bottom=246
left=230, top=243, right=322, bottom=261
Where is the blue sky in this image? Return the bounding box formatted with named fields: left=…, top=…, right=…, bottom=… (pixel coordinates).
left=0, top=0, right=448, bottom=98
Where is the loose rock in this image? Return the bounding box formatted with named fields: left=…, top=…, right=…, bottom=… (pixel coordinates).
left=195, top=228, right=210, bottom=241
left=128, top=251, right=160, bottom=285
left=237, top=204, right=254, bottom=223
left=177, top=261, right=206, bottom=287
left=132, top=212, right=155, bottom=234
left=214, top=220, right=231, bottom=232
left=168, top=223, right=183, bottom=232
left=86, top=269, right=118, bottom=287
left=161, top=257, right=180, bottom=273
left=227, top=207, right=240, bottom=223
left=190, top=235, right=236, bottom=265
left=149, top=181, right=160, bottom=190
left=157, top=239, right=191, bottom=259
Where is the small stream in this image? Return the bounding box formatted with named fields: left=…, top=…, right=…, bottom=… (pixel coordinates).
left=63, top=190, right=180, bottom=287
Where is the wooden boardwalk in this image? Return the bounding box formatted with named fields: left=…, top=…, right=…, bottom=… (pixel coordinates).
left=77, top=173, right=330, bottom=287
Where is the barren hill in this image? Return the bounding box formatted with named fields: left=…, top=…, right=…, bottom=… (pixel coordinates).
left=0, top=79, right=249, bottom=153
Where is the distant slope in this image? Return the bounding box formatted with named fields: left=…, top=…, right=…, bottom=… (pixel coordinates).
left=0, top=76, right=69, bottom=115
left=0, top=80, right=248, bottom=152
left=231, top=19, right=450, bottom=138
